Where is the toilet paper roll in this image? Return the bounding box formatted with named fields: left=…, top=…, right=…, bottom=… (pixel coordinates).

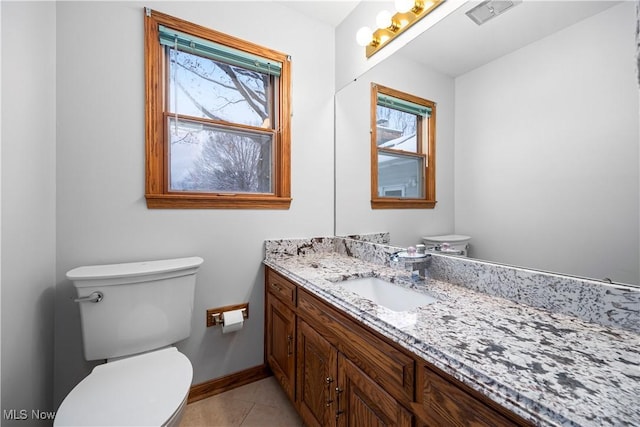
left=222, top=309, right=244, bottom=334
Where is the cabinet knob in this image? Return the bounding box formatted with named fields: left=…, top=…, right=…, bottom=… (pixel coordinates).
left=325, top=377, right=334, bottom=407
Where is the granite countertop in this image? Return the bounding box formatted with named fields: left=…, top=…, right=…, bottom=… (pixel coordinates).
left=264, top=251, right=640, bottom=427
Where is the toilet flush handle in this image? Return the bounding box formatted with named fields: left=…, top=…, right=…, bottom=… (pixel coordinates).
left=74, top=291, right=103, bottom=303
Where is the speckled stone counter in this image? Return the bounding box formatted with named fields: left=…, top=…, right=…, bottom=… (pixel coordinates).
left=264, top=237, right=640, bottom=427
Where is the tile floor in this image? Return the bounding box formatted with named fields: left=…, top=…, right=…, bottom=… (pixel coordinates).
left=180, top=376, right=304, bottom=427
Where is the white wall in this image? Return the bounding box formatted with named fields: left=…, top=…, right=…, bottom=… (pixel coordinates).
left=1, top=1, right=57, bottom=422
left=455, top=2, right=639, bottom=284
left=53, top=1, right=334, bottom=406
left=335, top=54, right=455, bottom=247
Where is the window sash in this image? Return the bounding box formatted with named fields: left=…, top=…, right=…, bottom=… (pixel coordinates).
left=377, top=149, right=425, bottom=199
left=166, top=47, right=276, bottom=129
left=159, top=25, right=282, bottom=76
left=168, top=117, right=275, bottom=194
left=375, top=104, right=420, bottom=154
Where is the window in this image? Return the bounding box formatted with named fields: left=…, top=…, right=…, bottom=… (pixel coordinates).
left=370, top=83, right=436, bottom=209
left=144, top=9, right=291, bottom=209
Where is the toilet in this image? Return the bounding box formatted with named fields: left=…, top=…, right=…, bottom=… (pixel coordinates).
left=422, top=234, right=471, bottom=256
left=54, top=256, right=203, bottom=427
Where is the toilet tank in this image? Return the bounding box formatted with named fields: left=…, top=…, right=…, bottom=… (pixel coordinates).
left=67, top=257, right=203, bottom=361
left=422, top=234, right=471, bottom=256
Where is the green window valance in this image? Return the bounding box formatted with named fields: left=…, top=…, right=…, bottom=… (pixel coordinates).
left=159, top=25, right=282, bottom=77
left=377, top=93, right=432, bottom=117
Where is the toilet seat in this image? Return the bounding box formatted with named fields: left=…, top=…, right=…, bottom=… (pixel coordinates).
left=55, top=347, right=192, bottom=427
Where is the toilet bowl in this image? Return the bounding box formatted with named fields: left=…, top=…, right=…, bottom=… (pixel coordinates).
left=55, top=257, right=203, bottom=427
left=54, top=347, right=191, bottom=427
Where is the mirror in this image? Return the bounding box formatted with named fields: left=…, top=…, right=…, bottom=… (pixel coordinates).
left=335, top=1, right=639, bottom=286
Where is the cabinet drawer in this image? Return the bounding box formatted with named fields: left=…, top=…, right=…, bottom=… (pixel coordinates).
left=298, top=289, right=414, bottom=403
left=266, top=269, right=297, bottom=307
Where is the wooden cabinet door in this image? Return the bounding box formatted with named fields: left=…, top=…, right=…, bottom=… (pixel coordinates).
left=337, top=354, right=412, bottom=427
left=266, top=292, right=296, bottom=401
left=296, top=319, right=338, bottom=427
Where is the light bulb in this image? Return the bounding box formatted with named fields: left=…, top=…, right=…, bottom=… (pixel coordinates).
left=394, top=0, right=415, bottom=13
left=356, top=26, right=373, bottom=46
left=376, top=10, right=393, bottom=29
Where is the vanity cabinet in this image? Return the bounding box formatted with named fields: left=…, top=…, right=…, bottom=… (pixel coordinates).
left=265, top=267, right=530, bottom=427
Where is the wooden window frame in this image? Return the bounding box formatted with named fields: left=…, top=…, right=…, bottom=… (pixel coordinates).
left=371, top=83, right=436, bottom=209
left=144, top=9, right=291, bottom=209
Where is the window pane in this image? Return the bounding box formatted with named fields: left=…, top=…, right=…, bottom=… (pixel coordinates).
left=376, top=105, right=417, bottom=152
left=169, top=118, right=273, bottom=193
left=377, top=152, right=424, bottom=198
left=168, top=49, right=272, bottom=128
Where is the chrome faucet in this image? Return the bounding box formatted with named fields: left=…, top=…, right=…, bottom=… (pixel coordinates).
left=411, top=259, right=429, bottom=280
left=389, top=249, right=430, bottom=280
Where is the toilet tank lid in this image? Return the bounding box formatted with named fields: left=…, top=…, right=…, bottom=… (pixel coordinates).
left=66, top=257, right=204, bottom=281
left=422, top=234, right=471, bottom=243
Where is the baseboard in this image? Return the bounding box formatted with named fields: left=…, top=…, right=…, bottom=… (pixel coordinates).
left=188, top=364, right=272, bottom=403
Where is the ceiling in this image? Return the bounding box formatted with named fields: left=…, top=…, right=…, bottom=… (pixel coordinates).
left=276, top=1, right=360, bottom=27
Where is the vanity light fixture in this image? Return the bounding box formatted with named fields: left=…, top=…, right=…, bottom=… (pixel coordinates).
left=356, top=0, right=445, bottom=58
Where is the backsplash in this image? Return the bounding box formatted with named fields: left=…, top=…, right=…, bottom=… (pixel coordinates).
left=264, top=236, right=336, bottom=256
left=336, top=232, right=391, bottom=244
left=427, top=254, right=640, bottom=334
left=265, top=235, right=640, bottom=333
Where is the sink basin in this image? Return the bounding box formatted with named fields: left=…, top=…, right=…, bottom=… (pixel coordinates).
left=338, top=277, right=437, bottom=311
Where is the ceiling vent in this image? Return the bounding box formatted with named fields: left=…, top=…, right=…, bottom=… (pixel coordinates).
left=465, top=0, right=522, bottom=25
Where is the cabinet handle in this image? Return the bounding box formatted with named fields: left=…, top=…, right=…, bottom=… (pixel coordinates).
left=325, top=377, right=334, bottom=407
left=286, top=334, right=293, bottom=357
left=335, top=386, right=344, bottom=419
left=271, top=282, right=282, bottom=292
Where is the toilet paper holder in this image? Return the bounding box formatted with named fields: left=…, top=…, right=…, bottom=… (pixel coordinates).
left=206, top=303, right=249, bottom=327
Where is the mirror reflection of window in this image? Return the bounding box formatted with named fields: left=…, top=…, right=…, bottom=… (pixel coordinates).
left=371, top=84, right=436, bottom=209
